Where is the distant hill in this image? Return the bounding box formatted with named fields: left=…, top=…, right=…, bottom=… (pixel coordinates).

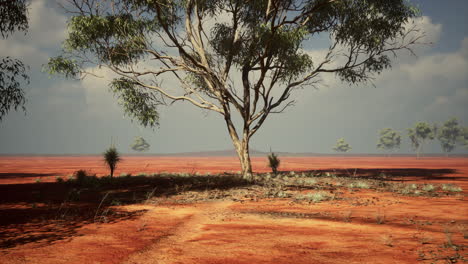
left=2, top=150, right=467, bottom=157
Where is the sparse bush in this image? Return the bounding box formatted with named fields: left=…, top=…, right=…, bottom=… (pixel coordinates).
left=55, top=176, right=64, bottom=183
left=348, top=181, right=370, bottom=189
left=296, top=192, right=331, bottom=203
left=304, top=178, right=317, bottom=185
left=74, top=169, right=88, bottom=182
left=422, top=184, right=436, bottom=192
left=35, top=178, right=42, bottom=183
left=267, top=152, right=280, bottom=175
left=442, top=184, right=463, bottom=192
left=103, top=146, right=121, bottom=178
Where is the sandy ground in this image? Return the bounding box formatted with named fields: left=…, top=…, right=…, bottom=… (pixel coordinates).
left=0, top=156, right=467, bottom=263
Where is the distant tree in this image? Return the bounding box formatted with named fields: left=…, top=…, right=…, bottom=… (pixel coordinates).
left=436, top=118, right=463, bottom=156
left=46, top=0, right=423, bottom=179
left=267, top=152, right=280, bottom=175
left=377, top=128, right=401, bottom=156
left=407, top=122, right=435, bottom=158
left=333, top=138, right=351, bottom=153
left=0, top=0, right=30, bottom=121
left=131, top=136, right=150, bottom=152
left=459, top=127, right=468, bottom=150
left=104, top=146, right=121, bottom=177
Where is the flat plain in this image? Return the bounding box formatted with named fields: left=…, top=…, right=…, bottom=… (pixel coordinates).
left=0, top=156, right=466, bottom=263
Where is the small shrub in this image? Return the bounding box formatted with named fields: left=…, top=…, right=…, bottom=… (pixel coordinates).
left=348, top=181, right=370, bottom=189
left=55, top=176, right=64, bottom=183
left=103, top=146, right=121, bottom=177
left=267, top=152, right=280, bottom=175
left=442, top=184, right=463, bottom=192
left=410, top=184, right=418, bottom=190
left=303, top=178, right=317, bottom=185
left=74, top=169, right=88, bottom=182
left=422, top=184, right=436, bottom=192
left=35, top=178, right=42, bottom=183
left=297, top=192, right=331, bottom=203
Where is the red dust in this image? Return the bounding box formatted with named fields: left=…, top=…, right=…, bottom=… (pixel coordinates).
left=0, top=156, right=467, bottom=263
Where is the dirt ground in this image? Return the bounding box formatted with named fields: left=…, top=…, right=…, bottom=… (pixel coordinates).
left=0, top=156, right=467, bottom=263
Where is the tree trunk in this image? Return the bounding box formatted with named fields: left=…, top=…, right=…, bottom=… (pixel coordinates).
left=234, top=139, right=253, bottom=180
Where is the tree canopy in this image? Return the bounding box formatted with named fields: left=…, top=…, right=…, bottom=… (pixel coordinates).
left=377, top=128, right=401, bottom=154
left=333, top=138, right=351, bottom=153
left=47, top=0, right=423, bottom=177
left=407, top=122, right=435, bottom=158
left=0, top=0, right=29, bottom=121
left=131, top=136, right=151, bottom=152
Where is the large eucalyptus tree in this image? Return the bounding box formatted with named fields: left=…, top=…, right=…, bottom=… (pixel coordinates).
left=47, top=0, right=423, bottom=178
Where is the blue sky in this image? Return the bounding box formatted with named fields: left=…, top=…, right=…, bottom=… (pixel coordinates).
left=0, top=0, right=467, bottom=155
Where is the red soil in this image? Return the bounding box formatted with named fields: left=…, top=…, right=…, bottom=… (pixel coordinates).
left=0, top=156, right=467, bottom=263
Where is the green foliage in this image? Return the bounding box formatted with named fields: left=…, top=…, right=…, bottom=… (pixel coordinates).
left=110, top=78, right=160, bottom=128
left=1, top=1, right=29, bottom=121
left=442, top=184, right=462, bottom=193
left=333, top=138, right=352, bottom=153
left=296, top=192, right=332, bottom=203
left=0, top=0, right=28, bottom=38
left=0, top=57, right=29, bottom=121
left=348, top=181, right=370, bottom=189
left=131, top=136, right=151, bottom=152
left=377, top=128, right=401, bottom=154
left=44, top=56, right=80, bottom=79
left=267, top=152, right=280, bottom=175
left=104, top=146, right=121, bottom=177
left=407, top=122, right=435, bottom=157
left=422, top=184, right=436, bottom=192
left=436, top=118, right=463, bottom=154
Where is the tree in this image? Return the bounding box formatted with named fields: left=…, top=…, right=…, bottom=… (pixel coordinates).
left=436, top=118, right=463, bottom=156
left=131, top=136, right=150, bottom=152
left=460, top=127, right=468, bottom=150
left=0, top=0, right=30, bottom=121
left=46, top=0, right=423, bottom=179
left=407, top=122, right=434, bottom=158
left=104, top=146, right=121, bottom=177
left=333, top=138, right=351, bottom=153
left=377, top=128, right=401, bottom=156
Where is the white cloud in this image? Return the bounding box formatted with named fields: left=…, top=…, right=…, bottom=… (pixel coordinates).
left=0, top=0, right=67, bottom=67
left=400, top=40, right=468, bottom=82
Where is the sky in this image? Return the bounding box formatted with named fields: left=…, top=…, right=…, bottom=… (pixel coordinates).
left=0, top=0, right=467, bottom=155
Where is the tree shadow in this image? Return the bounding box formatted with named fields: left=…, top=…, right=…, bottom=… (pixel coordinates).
left=277, top=168, right=463, bottom=181
left=0, top=173, right=253, bottom=249
left=0, top=173, right=56, bottom=179
left=0, top=205, right=147, bottom=249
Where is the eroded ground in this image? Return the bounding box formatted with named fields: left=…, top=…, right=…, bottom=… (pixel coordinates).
left=0, top=156, right=467, bottom=263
